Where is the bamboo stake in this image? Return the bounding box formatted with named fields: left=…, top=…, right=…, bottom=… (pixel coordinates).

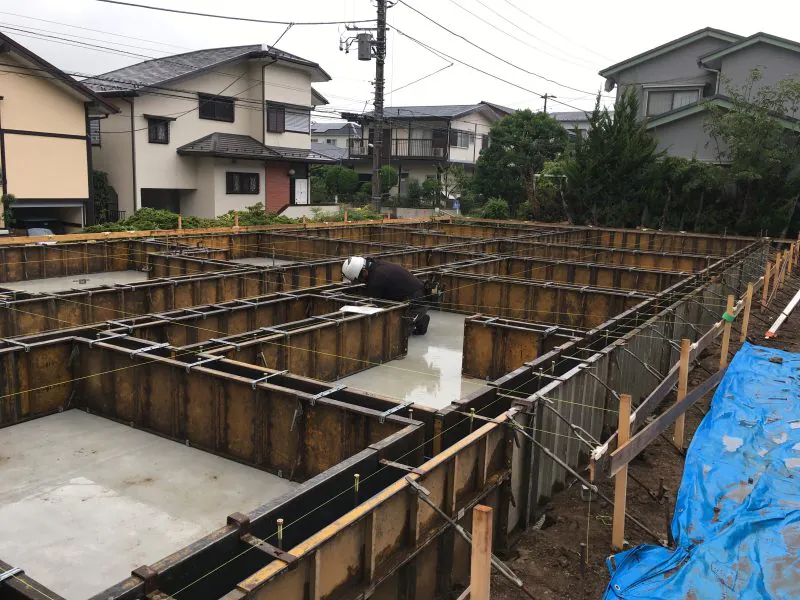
left=470, top=505, right=493, bottom=600
left=761, top=262, right=772, bottom=312
left=740, top=283, right=753, bottom=342
left=720, top=294, right=735, bottom=369
left=612, top=393, right=632, bottom=551
left=674, top=339, right=691, bottom=450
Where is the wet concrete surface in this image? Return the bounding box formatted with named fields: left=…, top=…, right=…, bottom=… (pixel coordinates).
left=339, top=310, right=487, bottom=409
left=1, top=270, right=149, bottom=294
left=230, top=257, right=296, bottom=267
left=0, top=410, right=297, bottom=599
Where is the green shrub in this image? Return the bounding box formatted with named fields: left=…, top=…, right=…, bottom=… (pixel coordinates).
left=481, top=197, right=511, bottom=220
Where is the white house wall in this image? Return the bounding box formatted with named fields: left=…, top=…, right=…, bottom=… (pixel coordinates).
left=449, top=113, right=492, bottom=163
left=264, top=64, right=312, bottom=148
left=91, top=98, right=135, bottom=215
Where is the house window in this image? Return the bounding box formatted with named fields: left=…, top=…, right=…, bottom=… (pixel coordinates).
left=646, top=89, right=700, bottom=116
left=285, top=108, right=311, bottom=133
left=326, top=138, right=336, bottom=145
left=89, top=119, right=101, bottom=146
left=311, top=137, right=319, bottom=143
left=480, top=134, right=489, bottom=150
left=198, top=93, right=235, bottom=122
left=267, top=104, right=285, bottom=133
left=226, top=172, right=259, bottom=194
left=147, top=118, right=170, bottom=144
left=449, top=129, right=471, bottom=149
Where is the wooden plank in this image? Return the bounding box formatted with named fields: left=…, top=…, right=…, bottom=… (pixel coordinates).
left=740, top=282, right=753, bottom=342
left=719, top=294, right=734, bottom=369
left=761, top=262, right=772, bottom=313
left=673, top=338, right=690, bottom=451
left=470, top=505, right=492, bottom=600
left=609, top=368, right=726, bottom=476
left=611, top=393, right=631, bottom=551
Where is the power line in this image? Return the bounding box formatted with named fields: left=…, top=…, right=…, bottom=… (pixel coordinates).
left=391, top=25, right=588, bottom=113
left=0, top=10, right=190, bottom=50
left=95, top=0, right=378, bottom=26
left=499, top=0, right=612, bottom=62
left=397, top=1, right=605, bottom=101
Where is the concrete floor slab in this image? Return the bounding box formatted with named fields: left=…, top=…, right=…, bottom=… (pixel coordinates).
left=339, top=311, right=487, bottom=410
left=0, top=411, right=297, bottom=600
left=1, top=270, right=149, bottom=294
left=231, top=257, right=296, bottom=267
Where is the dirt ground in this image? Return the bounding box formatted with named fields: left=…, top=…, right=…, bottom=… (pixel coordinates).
left=490, top=276, right=800, bottom=600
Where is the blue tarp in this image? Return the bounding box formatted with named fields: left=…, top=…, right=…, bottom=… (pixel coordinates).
left=604, top=342, right=800, bottom=599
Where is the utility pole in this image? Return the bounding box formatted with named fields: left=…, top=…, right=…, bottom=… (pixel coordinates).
left=542, top=93, right=556, bottom=114
left=341, top=1, right=392, bottom=212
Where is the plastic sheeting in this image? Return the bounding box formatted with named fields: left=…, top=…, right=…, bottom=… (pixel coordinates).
left=605, top=342, right=800, bottom=599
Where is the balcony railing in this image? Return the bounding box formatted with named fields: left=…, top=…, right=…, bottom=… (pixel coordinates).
left=96, top=209, right=126, bottom=224
left=349, top=138, right=448, bottom=159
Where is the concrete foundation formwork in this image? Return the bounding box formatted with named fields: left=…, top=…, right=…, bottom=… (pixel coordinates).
left=0, top=218, right=778, bottom=600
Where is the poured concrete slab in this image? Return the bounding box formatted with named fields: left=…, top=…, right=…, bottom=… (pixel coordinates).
left=339, top=311, right=487, bottom=410
left=231, top=257, right=296, bottom=267
left=1, top=270, right=149, bottom=294
left=0, top=410, right=297, bottom=600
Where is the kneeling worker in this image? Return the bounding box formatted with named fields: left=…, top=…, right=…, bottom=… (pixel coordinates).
left=342, top=256, right=430, bottom=335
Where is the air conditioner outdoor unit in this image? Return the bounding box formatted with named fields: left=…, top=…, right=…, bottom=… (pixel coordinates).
left=433, top=147, right=444, bottom=158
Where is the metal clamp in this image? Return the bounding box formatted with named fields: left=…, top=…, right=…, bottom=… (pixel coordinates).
left=378, top=399, right=414, bottom=423
left=90, top=332, right=128, bottom=348
left=259, top=326, right=289, bottom=336
left=2, top=339, right=31, bottom=352
left=308, top=384, right=346, bottom=406
left=251, top=369, right=288, bottom=389
left=208, top=338, right=241, bottom=351
left=0, top=567, right=22, bottom=583
left=186, top=355, right=223, bottom=372
left=129, top=342, right=170, bottom=358
left=106, top=319, right=134, bottom=333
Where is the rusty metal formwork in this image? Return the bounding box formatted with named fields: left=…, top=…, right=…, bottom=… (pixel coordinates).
left=0, top=219, right=775, bottom=600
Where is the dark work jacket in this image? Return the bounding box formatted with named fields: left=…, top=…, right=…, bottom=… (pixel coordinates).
left=364, top=260, right=424, bottom=301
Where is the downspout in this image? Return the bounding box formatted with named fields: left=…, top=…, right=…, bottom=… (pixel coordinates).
left=699, top=61, right=721, bottom=95
left=261, top=63, right=266, bottom=144
left=0, top=96, right=7, bottom=197
left=122, top=96, right=138, bottom=212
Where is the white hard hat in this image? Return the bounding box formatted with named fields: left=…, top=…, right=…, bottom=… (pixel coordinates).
left=342, top=256, right=367, bottom=282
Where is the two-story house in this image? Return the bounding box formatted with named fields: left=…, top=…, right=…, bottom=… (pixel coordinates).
left=310, top=122, right=360, bottom=148
left=85, top=44, right=334, bottom=218
left=600, top=28, right=800, bottom=160
left=341, top=102, right=513, bottom=194
left=0, top=32, right=117, bottom=230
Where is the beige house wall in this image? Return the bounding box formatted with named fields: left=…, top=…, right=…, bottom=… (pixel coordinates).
left=0, top=55, right=86, bottom=136
left=449, top=112, right=492, bottom=164
left=3, top=135, right=88, bottom=198
left=212, top=159, right=266, bottom=214
left=91, top=98, right=134, bottom=214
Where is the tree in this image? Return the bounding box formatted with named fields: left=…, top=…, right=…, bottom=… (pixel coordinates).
left=321, top=166, right=360, bottom=201
left=563, top=89, right=663, bottom=227
left=1, top=194, right=15, bottom=229
left=528, top=159, right=570, bottom=222
left=704, top=68, right=800, bottom=236
left=481, top=197, right=510, bottom=219
left=439, top=163, right=470, bottom=202
left=473, top=110, right=568, bottom=216
left=421, top=178, right=440, bottom=205
left=379, top=165, right=399, bottom=195
left=92, top=171, right=119, bottom=223
left=406, top=180, right=423, bottom=207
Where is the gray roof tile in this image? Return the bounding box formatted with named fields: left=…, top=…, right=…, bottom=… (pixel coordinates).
left=311, top=142, right=350, bottom=161
left=83, top=45, right=328, bottom=93
left=177, top=132, right=334, bottom=163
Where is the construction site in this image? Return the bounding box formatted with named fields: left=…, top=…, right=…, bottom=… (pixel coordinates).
left=0, top=217, right=797, bottom=600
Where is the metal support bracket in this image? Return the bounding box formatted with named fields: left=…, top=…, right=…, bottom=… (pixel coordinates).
left=379, top=458, right=424, bottom=475
left=378, top=399, right=413, bottom=423
left=308, top=384, right=346, bottom=406
left=129, top=342, right=170, bottom=358
left=226, top=512, right=298, bottom=568
left=1, top=339, right=31, bottom=352
left=0, top=567, right=22, bottom=584
left=259, top=326, right=289, bottom=336
left=208, top=338, right=241, bottom=351
left=106, top=319, right=135, bottom=333
left=90, top=332, right=129, bottom=347
left=251, top=369, right=288, bottom=390
left=186, top=355, right=223, bottom=372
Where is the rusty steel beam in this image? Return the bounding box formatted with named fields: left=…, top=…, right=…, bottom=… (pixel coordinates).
left=437, top=272, right=650, bottom=329
left=462, top=316, right=583, bottom=380
left=451, top=256, right=685, bottom=292
left=0, top=558, right=67, bottom=600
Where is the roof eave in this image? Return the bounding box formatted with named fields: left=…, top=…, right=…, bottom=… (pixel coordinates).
left=698, top=33, right=800, bottom=65
left=599, top=28, right=742, bottom=79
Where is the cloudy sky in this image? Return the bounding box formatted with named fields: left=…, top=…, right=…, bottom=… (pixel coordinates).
left=2, top=0, right=799, bottom=120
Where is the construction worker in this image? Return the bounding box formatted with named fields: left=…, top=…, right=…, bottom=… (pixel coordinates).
left=342, top=256, right=431, bottom=335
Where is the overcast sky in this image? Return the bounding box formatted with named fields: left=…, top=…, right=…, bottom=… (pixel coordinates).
left=2, top=0, right=800, bottom=121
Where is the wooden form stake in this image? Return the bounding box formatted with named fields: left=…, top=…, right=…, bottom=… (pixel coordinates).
left=789, top=244, right=795, bottom=275
left=740, top=282, right=753, bottom=342
left=720, top=294, right=735, bottom=369
left=612, top=393, right=632, bottom=551
left=773, top=252, right=782, bottom=298
left=470, top=505, right=493, bottom=600
left=177, top=215, right=183, bottom=230
left=762, top=262, right=772, bottom=312
left=674, top=339, right=691, bottom=450
left=780, top=251, right=788, bottom=286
